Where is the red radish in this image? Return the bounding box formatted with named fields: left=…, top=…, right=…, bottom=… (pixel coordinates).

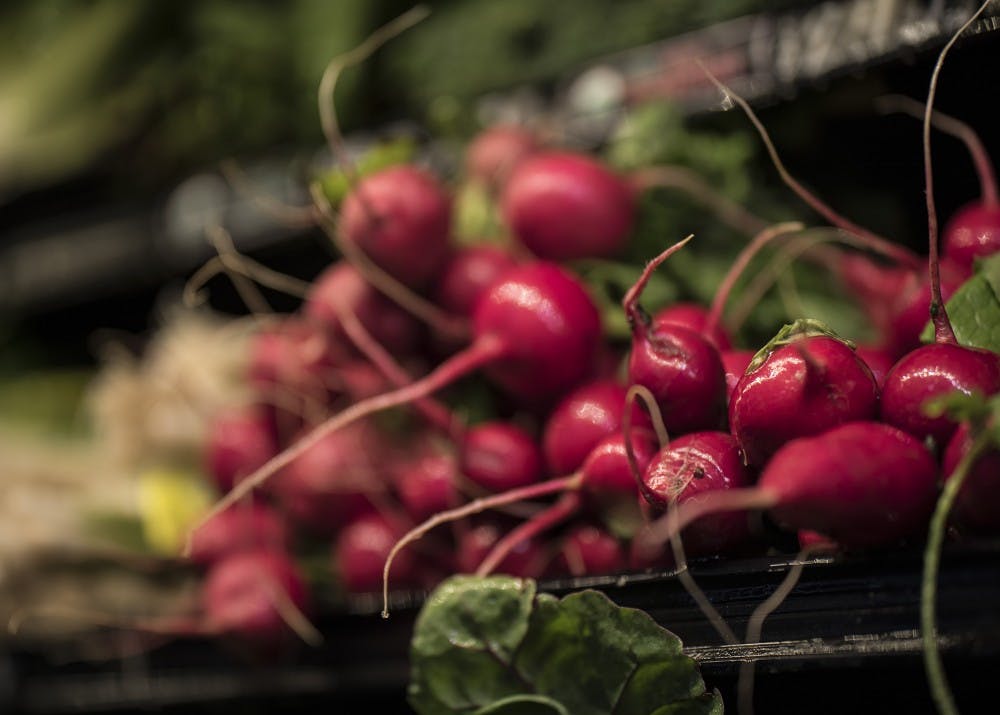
left=721, top=349, right=753, bottom=400
left=456, top=518, right=551, bottom=578
left=434, top=245, right=520, bottom=317
left=941, top=422, right=1000, bottom=535
left=268, top=420, right=385, bottom=536
left=880, top=344, right=1000, bottom=445
left=466, top=124, right=541, bottom=191
left=339, top=165, right=453, bottom=288
left=304, top=262, right=422, bottom=355
left=248, top=318, right=344, bottom=400
left=205, top=406, right=278, bottom=493
left=191, top=261, right=602, bottom=534
left=202, top=550, right=312, bottom=646
left=729, top=323, right=879, bottom=467
left=501, top=151, right=636, bottom=260
left=641, top=431, right=758, bottom=558
left=653, top=302, right=732, bottom=351
left=625, top=237, right=728, bottom=434
left=639, top=421, right=938, bottom=552
left=542, top=379, right=650, bottom=474
left=460, top=421, right=543, bottom=493
left=550, top=524, right=625, bottom=578
left=882, top=261, right=964, bottom=359
left=334, top=513, right=423, bottom=594
left=188, top=503, right=289, bottom=567
left=389, top=437, right=459, bottom=522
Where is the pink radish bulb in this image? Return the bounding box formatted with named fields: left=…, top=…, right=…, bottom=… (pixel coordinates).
left=304, top=262, right=422, bottom=355
left=205, top=406, right=278, bottom=493
left=644, top=422, right=938, bottom=551
left=941, top=422, right=1000, bottom=535
left=339, top=165, right=452, bottom=288
left=854, top=343, right=896, bottom=389
left=501, top=151, right=635, bottom=260
left=883, top=262, right=964, bottom=359
left=797, top=529, right=838, bottom=551
left=624, top=237, right=727, bottom=435
left=202, top=550, right=310, bottom=645
left=466, top=124, right=541, bottom=191
left=653, top=302, right=732, bottom=351
left=188, top=503, right=289, bottom=567
left=269, top=420, right=384, bottom=535
left=642, top=431, right=757, bottom=557
left=434, top=245, right=519, bottom=317
left=881, top=344, right=1000, bottom=446
left=249, top=318, right=345, bottom=399
left=335, top=513, right=422, bottom=594
left=943, top=203, right=1000, bottom=274
left=729, top=327, right=878, bottom=467
left=390, top=438, right=459, bottom=523
left=457, top=518, right=551, bottom=578
left=542, top=379, right=651, bottom=475
left=550, top=524, right=626, bottom=578
left=460, top=421, right=543, bottom=493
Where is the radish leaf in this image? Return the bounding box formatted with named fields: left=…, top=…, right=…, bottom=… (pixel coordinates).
left=409, top=575, right=722, bottom=715
left=921, top=252, right=1000, bottom=351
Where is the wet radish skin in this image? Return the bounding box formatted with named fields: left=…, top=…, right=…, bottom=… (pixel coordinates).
left=729, top=336, right=878, bottom=467
left=762, top=422, right=938, bottom=547
left=880, top=343, right=1000, bottom=446
left=943, top=202, right=1000, bottom=273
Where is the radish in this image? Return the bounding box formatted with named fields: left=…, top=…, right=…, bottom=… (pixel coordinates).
left=501, top=151, right=636, bottom=260
left=190, top=261, right=602, bottom=536
left=455, top=517, right=551, bottom=578
left=549, top=524, right=626, bottom=578
left=334, top=513, right=424, bottom=594
left=204, top=406, right=278, bottom=494
left=639, top=421, right=939, bottom=551
left=460, top=421, right=542, bottom=493
left=640, top=431, right=758, bottom=558
left=202, top=550, right=315, bottom=647
left=652, top=302, right=732, bottom=351
left=624, top=236, right=728, bottom=434
left=465, top=124, right=541, bottom=192
left=248, top=317, right=344, bottom=401
left=338, top=165, right=453, bottom=290
left=729, top=321, right=879, bottom=467
left=304, top=262, right=422, bottom=355
left=542, top=379, right=651, bottom=474
left=853, top=343, right=895, bottom=388
left=941, top=422, right=1000, bottom=536
left=389, top=436, right=460, bottom=522
left=188, top=503, right=289, bottom=567
left=434, top=245, right=520, bottom=318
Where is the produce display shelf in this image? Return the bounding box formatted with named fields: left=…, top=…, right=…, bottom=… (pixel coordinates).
left=6, top=542, right=1000, bottom=714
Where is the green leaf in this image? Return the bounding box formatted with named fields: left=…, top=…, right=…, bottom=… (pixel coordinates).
left=408, top=576, right=722, bottom=715
left=472, top=695, right=569, bottom=715
left=920, top=253, right=1000, bottom=351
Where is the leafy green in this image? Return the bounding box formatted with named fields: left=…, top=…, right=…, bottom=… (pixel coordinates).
left=409, top=575, right=722, bottom=715
left=920, top=252, right=1000, bottom=351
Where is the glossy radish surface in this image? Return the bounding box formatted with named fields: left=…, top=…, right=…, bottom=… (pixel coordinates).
left=434, top=245, right=519, bottom=317
left=729, top=330, right=878, bottom=467
left=339, top=165, right=452, bottom=288
left=943, top=202, right=1000, bottom=273
left=653, top=302, right=732, bottom=351
left=880, top=343, right=1000, bottom=445
left=501, top=151, right=635, bottom=260
left=460, top=421, right=542, bottom=493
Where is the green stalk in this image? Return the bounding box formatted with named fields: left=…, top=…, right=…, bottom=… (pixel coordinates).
left=922, top=427, right=993, bottom=715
